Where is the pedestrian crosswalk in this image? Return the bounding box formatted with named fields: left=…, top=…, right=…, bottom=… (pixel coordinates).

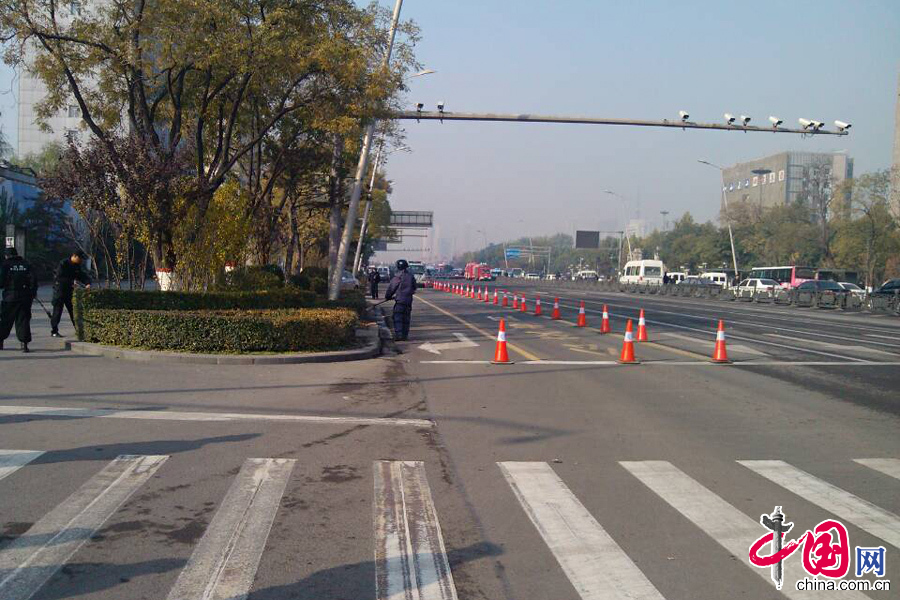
left=0, top=452, right=896, bottom=599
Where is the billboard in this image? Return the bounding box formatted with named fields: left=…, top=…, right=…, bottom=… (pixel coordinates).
left=575, top=230, right=600, bottom=249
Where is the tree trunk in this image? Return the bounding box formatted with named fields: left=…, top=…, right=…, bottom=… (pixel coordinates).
left=284, top=198, right=300, bottom=279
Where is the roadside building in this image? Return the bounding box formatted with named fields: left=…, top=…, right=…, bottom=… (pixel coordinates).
left=721, top=151, right=853, bottom=217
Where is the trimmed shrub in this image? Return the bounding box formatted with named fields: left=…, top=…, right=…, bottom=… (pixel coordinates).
left=80, top=308, right=358, bottom=353
left=216, top=265, right=284, bottom=291
left=76, top=288, right=317, bottom=313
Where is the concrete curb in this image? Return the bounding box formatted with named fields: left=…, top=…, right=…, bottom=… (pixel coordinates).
left=65, top=325, right=382, bottom=365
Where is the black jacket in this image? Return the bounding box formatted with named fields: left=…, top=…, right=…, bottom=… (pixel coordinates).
left=0, top=256, right=38, bottom=302
left=368, top=271, right=381, bottom=284
left=385, top=270, right=416, bottom=305
left=53, top=258, right=91, bottom=298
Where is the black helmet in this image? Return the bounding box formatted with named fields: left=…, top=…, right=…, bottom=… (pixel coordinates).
left=396, top=259, right=409, bottom=271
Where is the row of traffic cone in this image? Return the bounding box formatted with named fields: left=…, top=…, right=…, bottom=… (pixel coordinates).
left=433, top=282, right=730, bottom=365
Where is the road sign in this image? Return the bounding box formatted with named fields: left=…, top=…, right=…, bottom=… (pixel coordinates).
left=505, top=248, right=521, bottom=258
left=575, top=230, right=600, bottom=249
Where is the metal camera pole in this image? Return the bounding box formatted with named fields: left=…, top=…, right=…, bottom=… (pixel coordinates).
left=329, top=0, right=403, bottom=300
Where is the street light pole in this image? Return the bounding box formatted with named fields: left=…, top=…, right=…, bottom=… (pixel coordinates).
left=699, top=160, right=740, bottom=279
left=351, top=143, right=383, bottom=275
left=328, top=0, right=403, bottom=300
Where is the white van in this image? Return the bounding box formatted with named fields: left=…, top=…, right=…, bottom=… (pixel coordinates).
left=700, top=271, right=729, bottom=288
left=666, top=272, right=686, bottom=284
left=619, top=260, right=666, bottom=285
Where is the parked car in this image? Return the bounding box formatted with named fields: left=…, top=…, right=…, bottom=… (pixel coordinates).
left=340, top=270, right=360, bottom=290
left=837, top=282, right=866, bottom=299
left=544, top=273, right=557, bottom=280
left=870, top=278, right=900, bottom=297
left=678, top=277, right=720, bottom=290
left=736, top=278, right=780, bottom=295
left=524, top=272, right=541, bottom=280
left=575, top=270, right=600, bottom=281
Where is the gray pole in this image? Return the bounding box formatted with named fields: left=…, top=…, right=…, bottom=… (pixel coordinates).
left=352, top=143, right=383, bottom=274
left=700, top=161, right=741, bottom=280
left=328, top=0, right=403, bottom=300
left=392, top=110, right=849, bottom=136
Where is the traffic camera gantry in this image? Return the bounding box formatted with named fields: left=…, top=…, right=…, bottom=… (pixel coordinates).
left=397, top=106, right=851, bottom=136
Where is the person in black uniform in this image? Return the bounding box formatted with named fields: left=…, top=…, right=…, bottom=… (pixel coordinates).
left=384, top=259, right=416, bottom=341
left=367, top=267, right=381, bottom=299
left=0, top=247, right=38, bottom=352
left=50, top=251, right=91, bottom=337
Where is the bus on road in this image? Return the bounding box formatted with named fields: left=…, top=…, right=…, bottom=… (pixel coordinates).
left=749, top=265, right=815, bottom=288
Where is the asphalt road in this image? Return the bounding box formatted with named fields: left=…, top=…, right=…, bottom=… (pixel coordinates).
left=0, top=285, right=897, bottom=599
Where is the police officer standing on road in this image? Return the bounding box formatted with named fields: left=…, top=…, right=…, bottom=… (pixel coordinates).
left=384, top=259, right=416, bottom=341
left=50, top=251, right=91, bottom=337
left=0, top=247, right=38, bottom=352
left=367, top=267, right=381, bottom=299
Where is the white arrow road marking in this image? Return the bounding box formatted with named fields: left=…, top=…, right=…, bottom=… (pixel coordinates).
left=418, top=333, right=479, bottom=355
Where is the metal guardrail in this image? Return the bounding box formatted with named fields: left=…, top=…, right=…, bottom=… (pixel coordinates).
left=486, top=277, right=900, bottom=316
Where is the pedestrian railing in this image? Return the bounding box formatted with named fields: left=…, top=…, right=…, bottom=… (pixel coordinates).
left=513, top=277, right=897, bottom=316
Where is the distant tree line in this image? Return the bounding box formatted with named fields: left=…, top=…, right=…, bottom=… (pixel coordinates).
left=460, top=169, right=899, bottom=286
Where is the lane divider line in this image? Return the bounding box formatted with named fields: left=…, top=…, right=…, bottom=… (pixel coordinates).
left=0, top=405, right=433, bottom=428
left=418, top=296, right=541, bottom=361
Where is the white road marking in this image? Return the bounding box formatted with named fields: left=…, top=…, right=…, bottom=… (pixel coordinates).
left=165, top=458, right=295, bottom=600
left=0, top=455, right=168, bottom=600
left=765, top=334, right=899, bottom=357
left=661, top=332, right=767, bottom=356
left=374, top=461, right=458, bottom=600
left=418, top=333, right=479, bottom=355
left=0, top=450, right=44, bottom=482
left=865, top=333, right=900, bottom=340
left=419, top=360, right=900, bottom=367
left=854, top=459, right=900, bottom=481
left=499, top=462, right=665, bottom=600
left=738, top=460, right=900, bottom=549
left=0, top=405, right=432, bottom=428
left=621, top=460, right=867, bottom=600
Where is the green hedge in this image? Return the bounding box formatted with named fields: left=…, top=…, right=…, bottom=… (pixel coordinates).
left=75, top=288, right=318, bottom=312
left=80, top=308, right=358, bottom=353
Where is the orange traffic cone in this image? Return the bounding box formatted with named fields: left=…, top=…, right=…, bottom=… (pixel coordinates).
left=469, top=285, right=474, bottom=299
left=502, top=292, right=509, bottom=307
left=551, top=298, right=561, bottom=320
left=493, top=290, right=499, bottom=305
left=636, top=309, right=648, bottom=342
left=711, top=320, right=731, bottom=364
left=492, top=318, right=512, bottom=364
left=576, top=301, right=587, bottom=327
left=618, top=319, right=640, bottom=364
left=513, top=295, right=519, bottom=310
left=600, top=304, right=611, bottom=334
left=520, top=295, right=528, bottom=312
left=484, top=287, right=490, bottom=303
left=534, top=295, right=542, bottom=316
left=477, top=287, right=482, bottom=301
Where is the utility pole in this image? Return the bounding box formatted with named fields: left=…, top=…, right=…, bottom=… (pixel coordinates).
left=328, top=0, right=403, bottom=300
left=892, top=69, right=900, bottom=220
left=699, top=160, right=740, bottom=279
left=351, top=142, right=383, bottom=275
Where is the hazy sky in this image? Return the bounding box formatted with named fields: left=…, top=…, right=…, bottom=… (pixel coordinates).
left=2, top=0, right=898, bottom=260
